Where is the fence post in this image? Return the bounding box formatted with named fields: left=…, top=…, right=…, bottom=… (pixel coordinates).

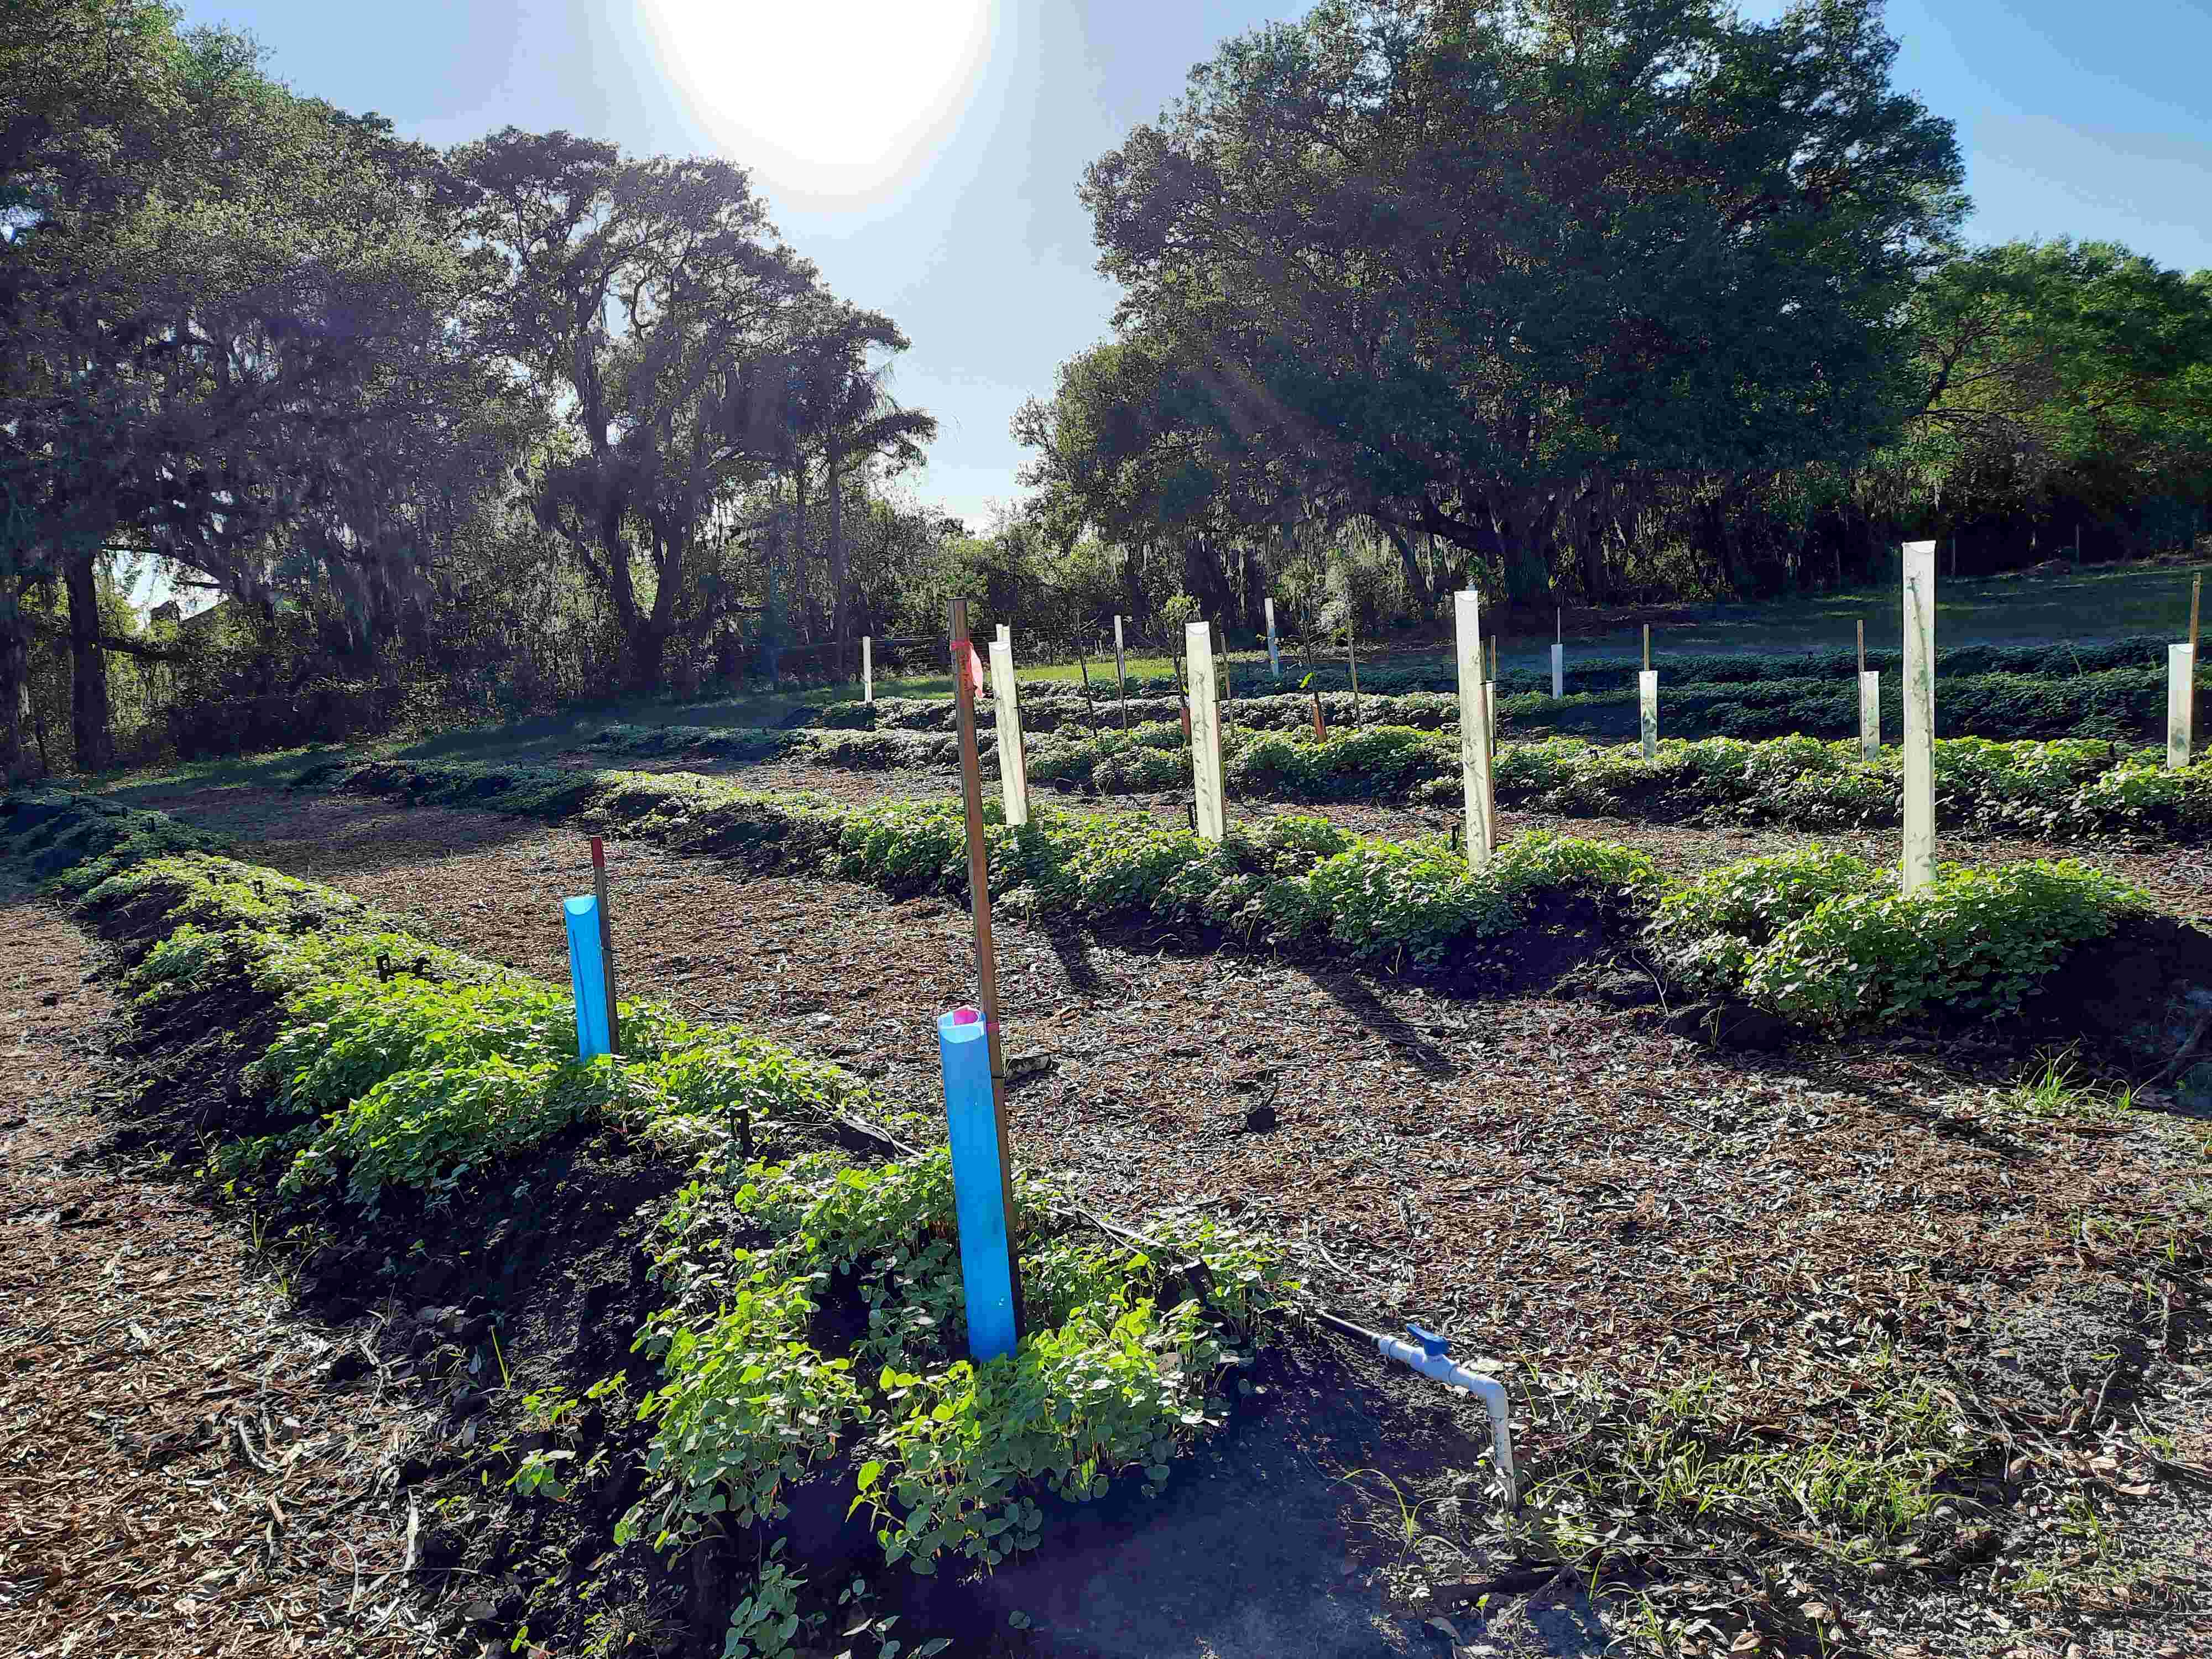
left=1454, top=590, right=1494, bottom=865
left=1187, top=620, right=1227, bottom=841
left=1265, top=597, right=1281, bottom=679
left=1902, top=539, right=1937, bottom=893
left=988, top=634, right=1029, bottom=826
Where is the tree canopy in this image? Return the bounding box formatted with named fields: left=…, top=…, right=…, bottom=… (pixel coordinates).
left=1074, top=0, right=1966, bottom=603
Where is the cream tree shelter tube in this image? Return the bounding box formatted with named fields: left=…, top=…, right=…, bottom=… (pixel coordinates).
left=1860, top=670, right=1880, bottom=759
left=862, top=635, right=873, bottom=705
left=1186, top=620, right=1227, bottom=841
left=1902, top=540, right=1937, bottom=893
left=988, top=635, right=1029, bottom=825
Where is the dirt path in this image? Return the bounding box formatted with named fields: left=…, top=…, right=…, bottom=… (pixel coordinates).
left=550, top=748, right=2212, bottom=922
left=0, top=877, right=441, bottom=1659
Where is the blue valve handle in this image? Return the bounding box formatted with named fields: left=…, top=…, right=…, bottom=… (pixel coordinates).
left=1406, top=1322, right=1449, bottom=1359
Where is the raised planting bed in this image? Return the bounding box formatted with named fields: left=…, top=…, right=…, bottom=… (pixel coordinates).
left=8, top=791, right=1415, bottom=1658
left=288, top=758, right=2212, bottom=1068
left=580, top=719, right=2212, bottom=843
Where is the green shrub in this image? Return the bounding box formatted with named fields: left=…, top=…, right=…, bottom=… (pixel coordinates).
left=1739, top=860, right=2146, bottom=1027
left=620, top=1272, right=865, bottom=1554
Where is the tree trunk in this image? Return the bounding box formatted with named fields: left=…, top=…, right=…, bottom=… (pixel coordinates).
left=1490, top=496, right=1558, bottom=606
left=826, top=437, right=849, bottom=681
left=624, top=623, right=669, bottom=697
left=1379, top=524, right=1436, bottom=617
left=64, top=551, right=113, bottom=774
left=0, top=604, right=35, bottom=786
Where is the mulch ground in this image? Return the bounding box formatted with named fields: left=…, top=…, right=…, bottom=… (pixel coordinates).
left=0, top=874, right=445, bottom=1659
left=117, top=779, right=2212, bottom=1656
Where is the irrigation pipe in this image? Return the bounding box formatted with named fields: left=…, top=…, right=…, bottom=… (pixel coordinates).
left=821, top=1108, right=1519, bottom=1508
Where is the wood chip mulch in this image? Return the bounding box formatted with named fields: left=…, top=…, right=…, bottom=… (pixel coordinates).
left=0, top=875, right=443, bottom=1659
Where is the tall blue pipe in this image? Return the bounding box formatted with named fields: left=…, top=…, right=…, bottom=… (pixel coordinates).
left=564, top=894, right=612, bottom=1060
left=937, top=1006, right=1018, bottom=1363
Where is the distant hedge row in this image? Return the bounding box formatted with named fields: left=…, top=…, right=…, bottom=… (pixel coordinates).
left=799, top=658, right=2193, bottom=747
left=284, top=757, right=2152, bottom=1034
left=1003, top=634, right=2178, bottom=700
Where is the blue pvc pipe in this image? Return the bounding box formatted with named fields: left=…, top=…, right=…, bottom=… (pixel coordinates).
left=564, top=894, right=612, bottom=1060
left=937, top=1006, right=1018, bottom=1363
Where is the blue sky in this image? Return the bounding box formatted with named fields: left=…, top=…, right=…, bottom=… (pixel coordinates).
left=172, top=0, right=2212, bottom=535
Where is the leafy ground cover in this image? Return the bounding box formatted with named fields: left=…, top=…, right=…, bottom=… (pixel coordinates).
left=313, top=748, right=2206, bottom=1060
left=65, top=776, right=2212, bottom=1658
left=589, top=713, right=2212, bottom=844
left=2, top=790, right=1364, bottom=1659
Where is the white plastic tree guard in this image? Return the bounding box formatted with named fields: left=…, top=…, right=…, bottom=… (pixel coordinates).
left=988, top=635, right=1029, bottom=826
left=1639, top=671, right=1658, bottom=761
left=1453, top=591, right=1495, bottom=864
left=1186, top=620, right=1227, bottom=841
left=1902, top=540, right=1937, bottom=893
left=1859, top=669, right=1880, bottom=759
left=862, top=636, right=873, bottom=705
left=1551, top=641, right=1564, bottom=699
left=2172, top=643, right=2198, bottom=771
left=1265, top=597, right=1281, bottom=679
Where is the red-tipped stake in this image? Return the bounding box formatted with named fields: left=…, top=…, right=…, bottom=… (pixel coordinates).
left=589, top=836, right=619, bottom=1055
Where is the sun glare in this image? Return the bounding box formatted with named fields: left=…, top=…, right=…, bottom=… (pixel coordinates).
left=637, top=0, right=996, bottom=206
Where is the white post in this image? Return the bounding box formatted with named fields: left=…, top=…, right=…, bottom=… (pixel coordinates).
left=1859, top=670, right=1880, bottom=760
left=1639, top=671, right=1658, bottom=762
left=1550, top=642, right=1564, bottom=700
left=1453, top=591, right=1494, bottom=865
left=1186, top=621, right=1226, bottom=842
left=2171, top=644, right=2197, bottom=770
left=988, top=635, right=1029, bottom=826
left=1901, top=540, right=1937, bottom=893
left=1265, top=598, right=1281, bottom=679
left=862, top=636, right=874, bottom=705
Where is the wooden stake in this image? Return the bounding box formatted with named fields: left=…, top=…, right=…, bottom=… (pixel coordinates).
left=1856, top=619, right=1865, bottom=676
left=589, top=836, right=619, bottom=1056
left=948, top=600, right=1005, bottom=1088
left=1642, top=623, right=1651, bottom=673
left=2191, top=573, right=2202, bottom=655
left=1312, top=690, right=1327, bottom=742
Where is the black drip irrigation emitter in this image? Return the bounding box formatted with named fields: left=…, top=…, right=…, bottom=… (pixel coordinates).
left=809, top=1104, right=1520, bottom=1509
